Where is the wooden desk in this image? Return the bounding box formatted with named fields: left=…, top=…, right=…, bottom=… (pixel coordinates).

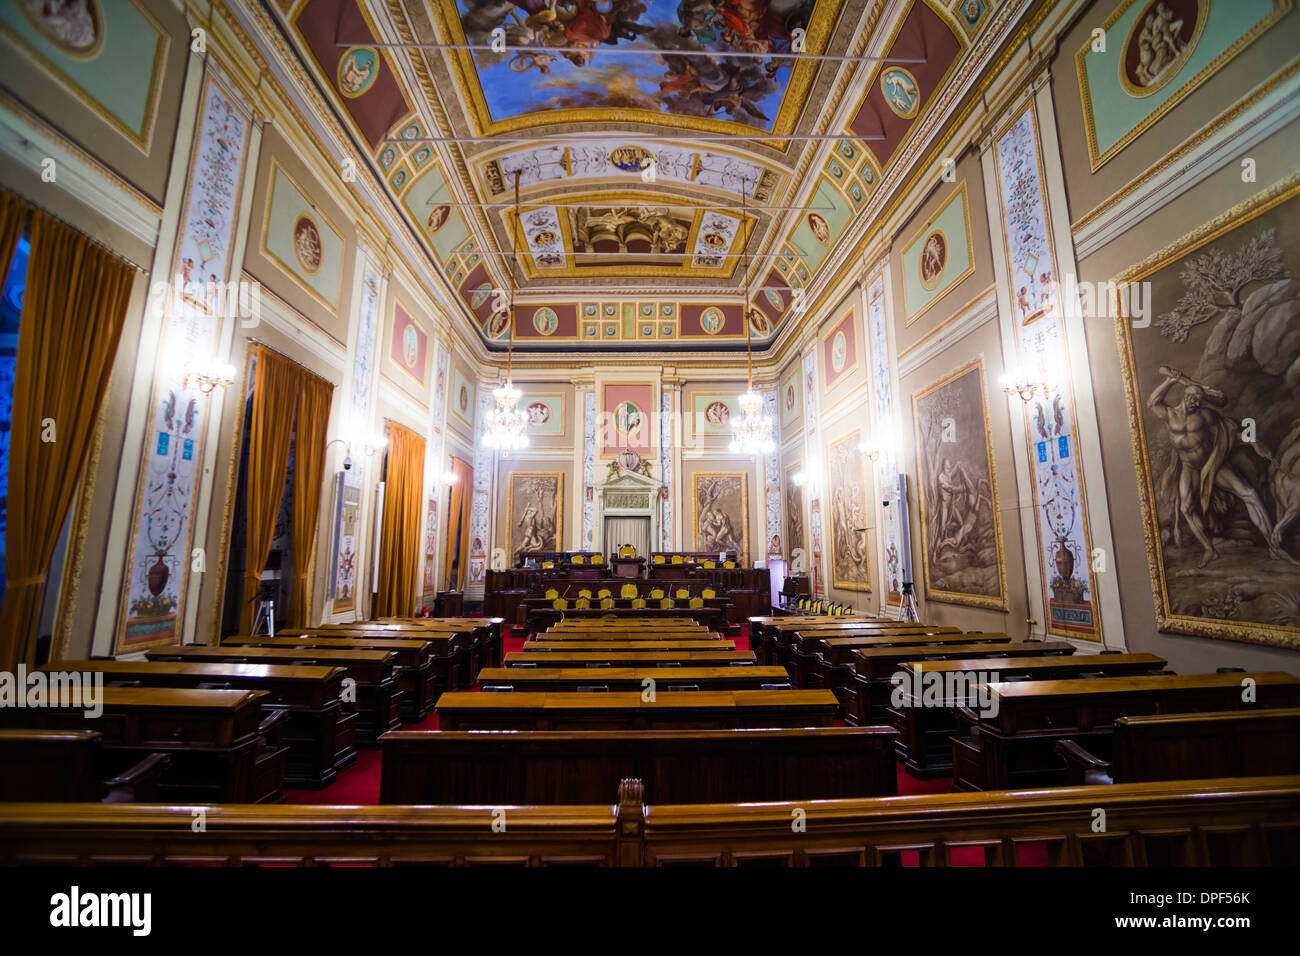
left=533, top=631, right=720, bottom=642
left=379, top=726, right=897, bottom=805
left=841, top=640, right=1071, bottom=724
left=0, top=687, right=283, bottom=803
left=807, top=632, right=1018, bottom=691
left=42, top=659, right=354, bottom=788
left=527, top=605, right=726, bottom=633
left=227, top=635, right=439, bottom=721
left=146, top=645, right=401, bottom=748
left=522, top=640, right=736, bottom=652
left=953, top=671, right=1300, bottom=791
left=475, top=666, right=791, bottom=692
left=892, top=653, right=1166, bottom=777
left=435, top=689, right=839, bottom=730
left=504, top=650, right=756, bottom=667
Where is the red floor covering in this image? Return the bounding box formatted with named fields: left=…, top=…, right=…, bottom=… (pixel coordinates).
left=282, top=621, right=1047, bottom=865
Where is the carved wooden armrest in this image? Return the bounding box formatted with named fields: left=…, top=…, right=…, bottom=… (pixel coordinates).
left=102, top=752, right=172, bottom=803
left=1055, top=738, right=1113, bottom=786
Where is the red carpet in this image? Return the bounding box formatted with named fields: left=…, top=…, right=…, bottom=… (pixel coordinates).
left=282, top=621, right=1047, bottom=864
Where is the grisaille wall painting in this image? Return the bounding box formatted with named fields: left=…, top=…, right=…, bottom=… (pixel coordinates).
left=827, top=432, right=870, bottom=591
left=507, top=472, right=563, bottom=559
left=784, top=461, right=804, bottom=562
left=1116, top=178, right=1300, bottom=649
left=693, top=473, right=748, bottom=559
left=912, top=358, right=1007, bottom=609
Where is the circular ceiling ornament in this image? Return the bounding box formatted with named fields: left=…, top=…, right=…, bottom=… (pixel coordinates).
left=533, top=307, right=558, bottom=335
left=292, top=214, right=323, bottom=275
left=426, top=204, right=450, bottom=235
left=919, top=229, right=947, bottom=290
left=880, top=67, right=920, bottom=119
left=1120, top=0, right=1206, bottom=97
left=338, top=47, right=380, bottom=98
left=700, top=307, right=726, bottom=335
left=609, top=145, right=655, bottom=173
left=831, top=330, right=848, bottom=372
left=807, top=212, right=831, bottom=246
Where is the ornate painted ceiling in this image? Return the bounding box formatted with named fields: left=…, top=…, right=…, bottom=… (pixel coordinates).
left=276, top=0, right=997, bottom=350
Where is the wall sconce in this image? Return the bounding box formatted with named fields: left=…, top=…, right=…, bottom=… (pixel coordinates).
left=1000, top=361, right=1056, bottom=403
left=439, top=471, right=458, bottom=486
left=327, top=428, right=387, bottom=472
left=183, top=355, right=237, bottom=395
left=792, top=463, right=822, bottom=493
left=859, top=420, right=899, bottom=463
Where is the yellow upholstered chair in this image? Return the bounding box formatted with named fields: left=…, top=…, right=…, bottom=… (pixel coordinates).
left=591, top=554, right=604, bottom=564
left=671, top=555, right=684, bottom=565
left=597, top=588, right=612, bottom=599
left=577, top=588, right=593, bottom=599
left=574, top=598, right=591, bottom=609
left=600, top=597, right=615, bottom=609
left=659, top=598, right=674, bottom=609
left=572, top=555, right=585, bottom=564
left=551, top=598, right=568, bottom=610
left=688, top=597, right=704, bottom=609
left=545, top=588, right=559, bottom=600
left=649, top=588, right=665, bottom=600
left=542, top=560, right=555, bottom=569
left=620, top=583, right=637, bottom=599
left=723, top=560, right=736, bottom=569
left=702, top=560, right=716, bottom=569
left=631, top=598, right=647, bottom=609
left=618, top=545, right=636, bottom=559
left=701, top=588, right=716, bottom=599
left=653, top=555, right=666, bottom=565
left=675, top=588, right=689, bottom=599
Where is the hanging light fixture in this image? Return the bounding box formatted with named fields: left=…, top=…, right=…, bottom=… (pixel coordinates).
left=482, top=170, right=530, bottom=452
left=730, top=177, right=775, bottom=456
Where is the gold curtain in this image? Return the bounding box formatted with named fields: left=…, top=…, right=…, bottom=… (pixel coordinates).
left=0, top=190, right=25, bottom=285
left=374, top=422, right=426, bottom=617
left=240, top=346, right=298, bottom=634
left=0, top=209, right=134, bottom=671
left=288, top=370, right=333, bottom=627
left=443, top=456, right=472, bottom=591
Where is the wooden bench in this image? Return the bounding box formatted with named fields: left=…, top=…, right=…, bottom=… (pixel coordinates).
left=1056, top=707, right=1300, bottom=785
left=41, top=660, right=355, bottom=788
left=0, top=687, right=284, bottom=803
left=749, top=616, right=919, bottom=664
left=521, top=639, right=736, bottom=652
left=504, top=650, right=756, bottom=667
left=0, top=730, right=170, bottom=803
left=226, top=635, right=439, bottom=722
left=3, top=776, right=1295, bottom=866
left=474, top=666, right=791, bottom=692
left=297, top=625, right=477, bottom=689
left=434, top=689, right=839, bottom=730
left=529, top=632, right=722, bottom=643
left=889, top=653, right=1166, bottom=777
left=527, top=606, right=726, bottom=633
left=842, top=640, right=1076, bottom=725
left=815, top=634, right=1026, bottom=702
left=147, top=645, right=402, bottom=748
left=953, top=672, right=1300, bottom=791
left=379, top=726, right=898, bottom=805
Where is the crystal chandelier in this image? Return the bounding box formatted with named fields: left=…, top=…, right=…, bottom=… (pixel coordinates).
left=729, top=179, right=775, bottom=456
left=481, top=170, right=530, bottom=452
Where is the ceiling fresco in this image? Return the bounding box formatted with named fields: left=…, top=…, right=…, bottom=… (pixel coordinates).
left=277, top=0, right=998, bottom=350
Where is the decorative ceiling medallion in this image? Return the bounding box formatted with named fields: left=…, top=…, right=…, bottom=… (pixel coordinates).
left=785, top=383, right=797, bottom=411
left=700, top=307, right=726, bottom=335
left=614, top=401, right=644, bottom=437
left=747, top=306, right=772, bottom=336
left=470, top=283, right=492, bottom=309
left=484, top=309, right=508, bottom=338
left=292, top=214, right=323, bottom=275
left=807, top=212, right=831, bottom=245
left=609, top=145, right=655, bottom=173
left=533, top=307, right=558, bottom=335
left=880, top=67, right=920, bottom=119
left=919, top=229, right=947, bottom=291
left=831, top=330, right=848, bottom=372
left=426, top=204, right=451, bottom=234
left=526, top=401, right=552, bottom=427
left=338, top=46, right=380, bottom=98
left=1120, top=0, right=1207, bottom=98
left=20, top=0, right=104, bottom=57
left=401, top=325, right=419, bottom=368
left=764, top=287, right=784, bottom=309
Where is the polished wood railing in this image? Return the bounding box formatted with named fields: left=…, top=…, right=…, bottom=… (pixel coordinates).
left=1, top=776, right=1295, bottom=866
